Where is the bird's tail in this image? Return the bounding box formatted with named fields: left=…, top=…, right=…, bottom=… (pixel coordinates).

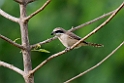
left=84, top=41, right=104, bottom=47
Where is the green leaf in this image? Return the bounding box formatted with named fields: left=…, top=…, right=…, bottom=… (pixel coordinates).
left=32, top=49, right=50, bottom=53
left=13, top=38, right=20, bottom=42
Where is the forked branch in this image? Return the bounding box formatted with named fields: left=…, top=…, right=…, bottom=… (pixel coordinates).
left=64, top=41, right=124, bottom=83
left=31, top=10, right=115, bottom=49
left=69, top=10, right=115, bottom=32
left=70, top=2, right=124, bottom=49
left=14, top=0, right=35, bottom=4
left=29, top=2, right=124, bottom=76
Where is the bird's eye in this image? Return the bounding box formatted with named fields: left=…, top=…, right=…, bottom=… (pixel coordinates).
left=55, top=30, right=64, bottom=33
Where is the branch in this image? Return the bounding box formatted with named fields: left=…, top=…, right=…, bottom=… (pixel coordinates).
left=0, top=34, right=24, bottom=49
left=70, top=1, right=124, bottom=50
left=31, top=10, right=115, bottom=49
left=64, top=41, right=124, bottom=83
left=14, top=0, right=35, bottom=4
left=0, top=9, right=19, bottom=23
left=19, top=3, right=34, bottom=83
left=0, top=60, right=24, bottom=75
left=31, top=36, right=57, bottom=49
left=29, top=49, right=69, bottom=75
left=69, top=10, right=115, bottom=32
left=25, top=0, right=51, bottom=21
left=29, top=2, right=124, bottom=75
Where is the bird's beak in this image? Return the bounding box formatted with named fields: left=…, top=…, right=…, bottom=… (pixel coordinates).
left=51, top=32, right=54, bottom=35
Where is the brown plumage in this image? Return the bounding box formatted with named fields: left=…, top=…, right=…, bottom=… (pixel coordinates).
left=51, top=27, right=104, bottom=48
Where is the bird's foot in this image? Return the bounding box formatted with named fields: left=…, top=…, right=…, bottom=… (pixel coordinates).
left=65, top=47, right=70, bottom=52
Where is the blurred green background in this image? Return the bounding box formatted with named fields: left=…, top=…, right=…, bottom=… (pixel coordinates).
left=0, top=0, right=124, bottom=83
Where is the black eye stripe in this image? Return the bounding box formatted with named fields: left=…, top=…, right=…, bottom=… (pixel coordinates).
left=55, top=30, right=64, bottom=33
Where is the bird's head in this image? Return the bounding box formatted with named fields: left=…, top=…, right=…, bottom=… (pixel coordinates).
left=51, top=27, right=66, bottom=37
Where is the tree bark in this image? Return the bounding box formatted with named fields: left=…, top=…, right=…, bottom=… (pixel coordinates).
left=19, top=4, right=34, bottom=83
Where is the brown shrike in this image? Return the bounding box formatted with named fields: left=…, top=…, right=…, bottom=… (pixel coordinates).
left=51, top=27, right=104, bottom=48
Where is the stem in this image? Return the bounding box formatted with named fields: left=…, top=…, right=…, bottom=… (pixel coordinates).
left=0, top=60, right=24, bottom=75
left=0, top=9, right=19, bottom=23
left=19, top=4, right=34, bottom=83
left=69, top=10, right=115, bottom=32
left=26, top=0, right=51, bottom=21
left=0, top=34, right=23, bottom=49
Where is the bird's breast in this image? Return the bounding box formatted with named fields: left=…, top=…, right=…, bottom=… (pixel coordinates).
left=58, top=34, right=79, bottom=48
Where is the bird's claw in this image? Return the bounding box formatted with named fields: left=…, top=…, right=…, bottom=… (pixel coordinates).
left=65, top=47, right=70, bottom=52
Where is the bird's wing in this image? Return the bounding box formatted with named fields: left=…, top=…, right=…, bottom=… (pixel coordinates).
left=66, top=31, right=81, bottom=40
left=66, top=31, right=88, bottom=44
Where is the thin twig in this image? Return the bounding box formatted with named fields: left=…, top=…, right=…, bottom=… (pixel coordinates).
left=29, top=49, right=68, bottom=75
left=0, top=9, right=19, bottom=23
left=69, top=10, right=115, bottom=32
left=31, top=10, right=115, bottom=49
left=70, top=2, right=124, bottom=50
left=25, top=0, right=51, bottom=21
left=64, top=41, right=124, bottom=83
left=31, top=37, right=57, bottom=49
left=0, top=60, right=24, bottom=75
left=29, top=2, right=124, bottom=75
left=0, top=34, right=24, bottom=49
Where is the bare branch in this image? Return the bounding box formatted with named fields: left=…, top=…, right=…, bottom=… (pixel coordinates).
left=0, top=34, right=24, bottom=49
left=0, top=9, right=19, bottom=23
left=64, top=41, right=124, bottom=83
left=19, top=3, right=34, bottom=83
left=70, top=2, right=124, bottom=49
left=31, top=10, right=115, bottom=49
left=29, top=49, right=68, bottom=75
left=25, top=0, right=51, bottom=21
left=31, top=37, right=57, bottom=49
left=29, top=2, right=124, bottom=75
left=69, top=10, right=115, bottom=32
left=0, top=60, right=24, bottom=75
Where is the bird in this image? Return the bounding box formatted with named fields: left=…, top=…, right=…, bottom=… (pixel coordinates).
left=51, top=27, right=104, bottom=48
